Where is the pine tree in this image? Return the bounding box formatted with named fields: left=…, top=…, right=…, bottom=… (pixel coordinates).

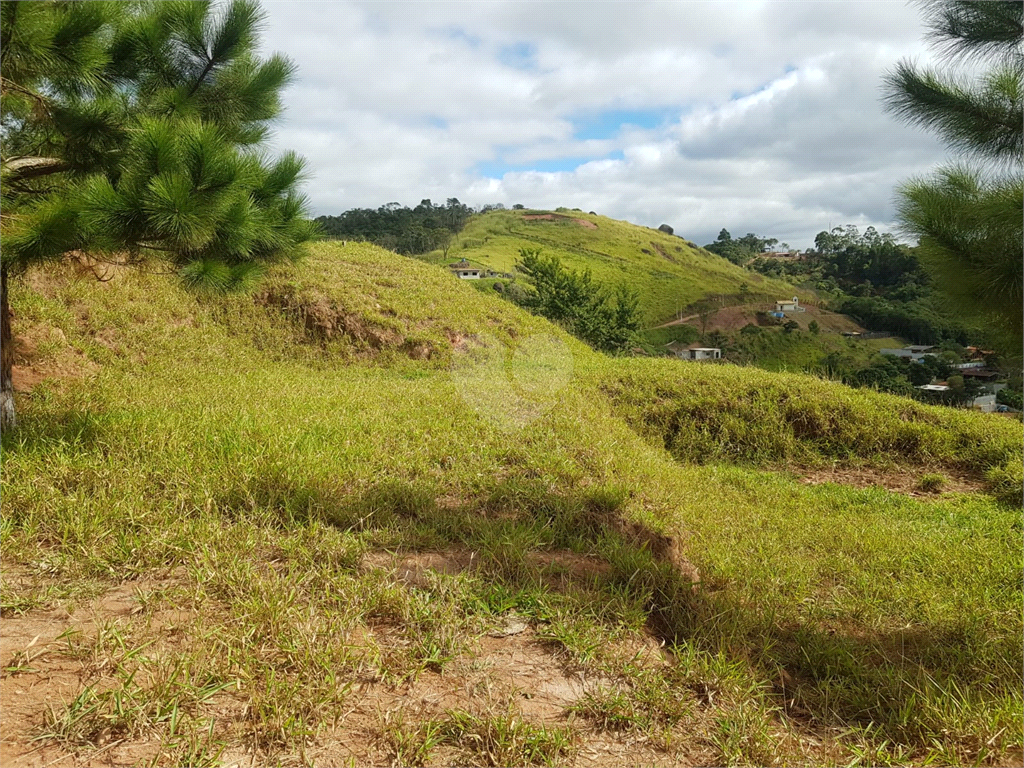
left=0, top=0, right=316, bottom=431
left=883, top=0, right=1023, bottom=355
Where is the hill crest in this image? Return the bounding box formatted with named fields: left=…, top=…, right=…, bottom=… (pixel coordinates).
left=425, top=209, right=799, bottom=325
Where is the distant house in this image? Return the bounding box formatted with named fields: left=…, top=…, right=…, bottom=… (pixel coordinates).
left=449, top=259, right=482, bottom=279
left=774, top=297, right=804, bottom=313
left=917, top=384, right=1000, bottom=411
left=959, top=368, right=999, bottom=382
left=880, top=345, right=937, bottom=361
left=971, top=394, right=998, bottom=412
left=963, top=346, right=995, bottom=361
left=671, top=346, right=721, bottom=361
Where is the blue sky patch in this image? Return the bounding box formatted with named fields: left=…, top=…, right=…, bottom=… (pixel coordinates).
left=475, top=150, right=625, bottom=179
left=441, top=26, right=481, bottom=48
left=498, top=41, right=538, bottom=70
left=730, top=66, right=797, bottom=101
left=572, top=108, right=675, bottom=140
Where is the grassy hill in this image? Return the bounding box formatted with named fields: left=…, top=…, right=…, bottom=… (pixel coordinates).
left=426, top=209, right=798, bottom=325
left=2, top=242, right=1021, bottom=767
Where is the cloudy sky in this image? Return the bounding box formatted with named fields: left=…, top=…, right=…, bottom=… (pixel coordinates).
left=258, top=0, right=947, bottom=249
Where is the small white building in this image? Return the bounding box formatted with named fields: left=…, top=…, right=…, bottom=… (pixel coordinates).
left=774, top=297, right=803, bottom=313
left=678, top=347, right=721, bottom=361
left=450, top=261, right=482, bottom=279
left=971, top=394, right=998, bottom=412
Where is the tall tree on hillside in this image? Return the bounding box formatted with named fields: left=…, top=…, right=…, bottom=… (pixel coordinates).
left=883, top=0, right=1023, bottom=354
left=515, top=249, right=641, bottom=353
left=1, top=0, right=315, bottom=431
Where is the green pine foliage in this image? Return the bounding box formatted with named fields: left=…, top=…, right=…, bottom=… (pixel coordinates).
left=0, top=0, right=316, bottom=430
left=1, top=0, right=315, bottom=279
left=883, top=0, right=1023, bottom=355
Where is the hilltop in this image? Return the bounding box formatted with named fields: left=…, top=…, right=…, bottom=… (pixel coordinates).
left=425, top=209, right=798, bottom=325
left=2, top=242, right=1021, bottom=767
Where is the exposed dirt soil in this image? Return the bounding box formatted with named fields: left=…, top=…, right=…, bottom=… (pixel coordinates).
left=0, top=554, right=724, bottom=768
left=795, top=466, right=987, bottom=497
left=521, top=213, right=598, bottom=230
left=657, top=304, right=866, bottom=335
left=649, top=242, right=677, bottom=263
left=11, top=322, right=99, bottom=393
left=0, top=569, right=194, bottom=768
left=255, top=288, right=439, bottom=361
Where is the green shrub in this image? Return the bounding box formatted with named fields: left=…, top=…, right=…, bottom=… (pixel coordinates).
left=917, top=473, right=946, bottom=493
left=985, top=462, right=1023, bottom=507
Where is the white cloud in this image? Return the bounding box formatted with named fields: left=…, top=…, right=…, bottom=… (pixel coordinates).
left=258, top=0, right=948, bottom=248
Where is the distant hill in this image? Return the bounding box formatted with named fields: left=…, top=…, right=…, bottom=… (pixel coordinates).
left=426, top=209, right=798, bottom=325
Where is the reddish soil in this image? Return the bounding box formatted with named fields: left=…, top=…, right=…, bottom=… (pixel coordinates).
left=795, top=466, right=986, bottom=497
left=0, top=552, right=716, bottom=768
left=11, top=322, right=99, bottom=393
left=658, top=303, right=865, bottom=335
left=521, top=213, right=598, bottom=230
left=0, top=569, right=192, bottom=768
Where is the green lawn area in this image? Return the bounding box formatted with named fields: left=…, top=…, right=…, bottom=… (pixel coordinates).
left=2, top=242, right=1020, bottom=766
left=863, top=336, right=907, bottom=350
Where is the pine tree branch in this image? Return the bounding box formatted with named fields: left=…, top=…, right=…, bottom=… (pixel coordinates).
left=0, top=77, right=53, bottom=122
left=1, top=156, right=70, bottom=181
left=185, top=55, right=217, bottom=100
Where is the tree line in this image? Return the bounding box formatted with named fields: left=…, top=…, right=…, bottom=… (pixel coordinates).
left=315, top=198, right=474, bottom=256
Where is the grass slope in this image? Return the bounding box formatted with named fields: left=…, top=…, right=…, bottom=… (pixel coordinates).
left=427, top=209, right=797, bottom=325
left=2, top=242, right=1021, bottom=767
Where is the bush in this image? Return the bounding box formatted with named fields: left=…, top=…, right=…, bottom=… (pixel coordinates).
left=514, top=249, right=642, bottom=353
left=985, top=462, right=1023, bottom=507
left=917, top=473, right=946, bottom=493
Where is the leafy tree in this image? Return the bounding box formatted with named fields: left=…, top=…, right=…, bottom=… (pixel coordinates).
left=997, top=387, right=1023, bottom=409
left=812, top=226, right=921, bottom=291
left=852, top=357, right=916, bottom=396
left=429, top=228, right=454, bottom=259
left=514, top=249, right=640, bottom=353
left=693, top=300, right=717, bottom=338
left=0, top=0, right=315, bottom=431
left=704, top=228, right=778, bottom=265
left=808, top=320, right=820, bottom=335
left=883, top=0, right=1023, bottom=354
